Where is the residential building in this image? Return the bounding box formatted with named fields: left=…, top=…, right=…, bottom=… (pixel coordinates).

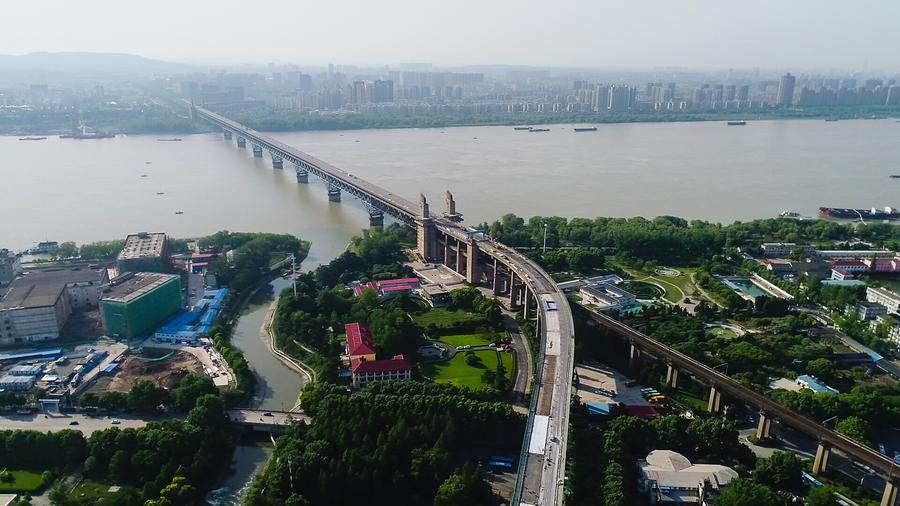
left=351, top=354, right=412, bottom=388
left=796, top=374, right=839, bottom=394
left=0, top=249, right=22, bottom=285
left=867, top=287, right=900, bottom=312
left=0, top=268, right=108, bottom=345
left=100, top=272, right=182, bottom=339
left=580, top=283, right=638, bottom=312
left=345, top=322, right=376, bottom=362
left=351, top=277, right=420, bottom=298
left=760, top=242, right=815, bottom=258
left=777, top=73, right=796, bottom=106
left=847, top=301, right=887, bottom=321
left=8, top=364, right=43, bottom=376
left=0, top=375, right=35, bottom=391
left=117, top=232, right=171, bottom=273
left=638, top=450, right=737, bottom=504
left=872, top=313, right=900, bottom=345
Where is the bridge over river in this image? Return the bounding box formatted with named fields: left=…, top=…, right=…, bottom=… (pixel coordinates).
left=191, top=104, right=575, bottom=506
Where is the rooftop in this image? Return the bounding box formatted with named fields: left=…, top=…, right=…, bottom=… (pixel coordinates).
left=101, top=272, right=179, bottom=303
left=639, top=449, right=737, bottom=492
left=869, top=286, right=900, bottom=300
left=345, top=322, right=376, bottom=357
left=351, top=354, right=411, bottom=374
left=118, top=232, right=167, bottom=260
left=797, top=374, right=839, bottom=394
left=0, top=268, right=106, bottom=310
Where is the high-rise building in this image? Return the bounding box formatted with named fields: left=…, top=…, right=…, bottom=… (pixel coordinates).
left=0, top=249, right=22, bottom=285
left=592, top=84, right=610, bottom=111
left=371, top=80, right=394, bottom=102
left=887, top=86, right=900, bottom=106
left=117, top=233, right=171, bottom=274
left=777, top=73, right=796, bottom=106
left=724, top=84, right=737, bottom=101
left=736, top=84, right=750, bottom=101
left=608, top=85, right=632, bottom=112
left=100, top=272, right=182, bottom=340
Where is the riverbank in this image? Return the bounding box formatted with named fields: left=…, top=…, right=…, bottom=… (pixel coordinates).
left=259, top=298, right=316, bottom=410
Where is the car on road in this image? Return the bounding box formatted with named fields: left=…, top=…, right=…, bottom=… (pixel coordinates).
left=111, top=419, right=121, bottom=425
left=69, top=420, right=79, bottom=425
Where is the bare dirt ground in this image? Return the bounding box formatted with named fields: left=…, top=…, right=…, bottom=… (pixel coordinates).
left=87, top=350, right=203, bottom=393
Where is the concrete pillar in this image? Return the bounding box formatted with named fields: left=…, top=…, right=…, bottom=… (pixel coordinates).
left=756, top=412, right=772, bottom=440
left=455, top=240, right=465, bottom=274
left=509, top=272, right=518, bottom=307
left=882, top=480, right=899, bottom=506
left=665, top=364, right=679, bottom=388
left=295, top=168, right=308, bottom=183
left=707, top=385, right=722, bottom=413
left=224, top=131, right=232, bottom=140
left=811, top=442, right=831, bottom=475
left=416, top=219, right=437, bottom=261
left=629, top=343, right=641, bottom=370
left=368, top=210, right=384, bottom=227
left=523, top=288, right=531, bottom=317
left=272, top=156, right=283, bottom=169
left=252, top=145, right=263, bottom=157
left=237, top=137, right=246, bottom=148
left=327, top=186, right=341, bottom=202
left=443, top=240, right=450, bottom=267
left=465, top=241, right=480, bottom=284
left=492, top=258, right=499, bottom=294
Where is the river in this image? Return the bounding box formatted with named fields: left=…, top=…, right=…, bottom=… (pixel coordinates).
left=2, top=118, right=899, bottom=502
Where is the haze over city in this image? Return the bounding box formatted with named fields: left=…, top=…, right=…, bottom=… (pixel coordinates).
left=2, top=0, right=900, bottom=70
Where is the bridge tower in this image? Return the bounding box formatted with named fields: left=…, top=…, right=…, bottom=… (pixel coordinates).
left=416, top=194, right=437, bottom=261
left=444, top=190, right=463, bottom=222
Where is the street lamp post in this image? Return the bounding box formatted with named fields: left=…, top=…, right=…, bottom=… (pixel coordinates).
left=542, top=223, right=548, bottom=256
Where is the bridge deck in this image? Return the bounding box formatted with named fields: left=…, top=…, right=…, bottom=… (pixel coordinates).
left=590, top=310, right=900, bottom=481
left=228, top=409, right=310, bottom=427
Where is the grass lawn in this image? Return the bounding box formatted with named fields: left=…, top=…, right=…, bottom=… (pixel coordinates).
left=439, top=332, right=505, bottom=348
left=424, top=350, right=512, bottom=390
left=706, top=326, right=738, bottom=339
left=669, top=390, right=709, bottom=413
left=69, top=480, right=136, bottom=502
left=414, top=308, right=485, bottom=331
left=0, top=470, right=47, bottom=494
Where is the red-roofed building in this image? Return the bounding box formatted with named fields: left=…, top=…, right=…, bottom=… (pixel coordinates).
left=351, top=354, right=412, bottom=388
left=345, top=322, right=376, bottom=362
left=624, top=405, right=661, bottom=419
left=351, top=278, right=420, bottom=298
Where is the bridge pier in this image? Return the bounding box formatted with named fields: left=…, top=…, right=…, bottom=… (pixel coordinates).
left=509, top=272, right=519, bottom=307
left=882, top=480, right=899, bottom=506
left=272, top=156, right=283, bottom=169
left=455, top=241, right=465, bottom=274
left=295, top=168, right=308, bottom=183
left=492, top=258, right=499, bottom=293
left=756, top=412, right=773, bottom=439
left=812, top=442, right=831, bottom=475
left=368, top=210, right=384, bottom=227
left=707, top=385, right=722, bottom=413
left=416, top=196, right=437, bottom=261
left=223, top=131, right=232, bottom=140
left=665, top=364, right=679, bottom=388
left=237, top=137, right=246, bottom=148
left=629, top=343, right=641, bottom=371
left=465, top=242, right=480, bottom=284
left=252, top=145, right=264, bottom=157
left=327, top=186, right=341, bottom=202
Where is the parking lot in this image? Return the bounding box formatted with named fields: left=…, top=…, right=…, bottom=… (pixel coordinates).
left=573, top=361, right=649, bottom=406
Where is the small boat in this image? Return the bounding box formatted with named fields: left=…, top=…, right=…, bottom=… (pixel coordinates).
left=140, top=174, right=148, bottom=178
left=175, top=211, right=184, bottom=215
left=514, top=126, right=533, bottom=131
left=157, top=138, right=182, bottom=142
left=530, top=128, right=550, bottom=132
left=18, top=136, right=47, bottom=141
left=890, top=175, right=900, bottom=179
left=726, top=120, right=747, bottom=126
left=779, top=210, right=801, bottom=218
left=825, top=118, right=839, bottom=122
left=156, top=192, right=165, bottom=195
left=145, top=161, right=152, bottom=164
left=574, top=127, right=597, bottom=132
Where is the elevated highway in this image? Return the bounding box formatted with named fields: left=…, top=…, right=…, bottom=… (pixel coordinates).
left=588, top=310, right=900, bottom=504
left=191, top=104, right=575, bottom=505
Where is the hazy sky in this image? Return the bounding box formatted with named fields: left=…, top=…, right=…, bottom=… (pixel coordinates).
left=4, top=0, right=899, bottom=71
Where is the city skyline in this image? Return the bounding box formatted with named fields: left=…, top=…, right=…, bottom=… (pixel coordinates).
left=3, top=0, right=900, bottom=71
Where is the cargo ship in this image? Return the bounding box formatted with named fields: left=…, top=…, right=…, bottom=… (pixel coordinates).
left=513, top=126, right=533, bottom=131
left=157, top=138, right=182, bottom=142
left=819, top=206, right=900, bottom=220
left=529, top=128, right=550, bottom=132
left=574, top=127, right=598, bottom=132
left=59, top=123, right=114, bottom=139
left=726, top=120, right=747, bottom=126
left=18, top=136, right=47, bottom=141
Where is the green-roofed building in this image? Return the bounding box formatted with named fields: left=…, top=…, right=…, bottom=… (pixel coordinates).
left=100, top=272, right=182, bottom=339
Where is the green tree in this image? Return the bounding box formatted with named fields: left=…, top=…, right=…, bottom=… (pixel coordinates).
left=716, top=478, right=779, bottom=506
left=173, top=374, right=217, bottom=412
left=835, top=416, right=871, bottom=446
left=433, top=464, right=495, bottom=506
left=127, top=380, right=170, bottom=413
left=806, top=485, right=839, bottom=506
left=752, top=451, right=803, bottom=493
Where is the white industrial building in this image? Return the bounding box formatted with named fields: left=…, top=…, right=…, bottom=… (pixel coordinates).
left=0, top=268, right=109, bottom=346
left=638, top=450, right=738, bottom=504
left=867, top=287, right=900, bottom=313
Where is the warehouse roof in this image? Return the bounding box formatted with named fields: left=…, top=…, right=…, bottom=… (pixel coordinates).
left=101, top=272, right=179, bottom=303
left=0, top=268, right=105, bottom=310
left=118, top=232, right=167, bottom=260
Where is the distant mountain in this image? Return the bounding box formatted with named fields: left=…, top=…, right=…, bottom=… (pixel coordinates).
left=0, top=52, right=196, bottom=75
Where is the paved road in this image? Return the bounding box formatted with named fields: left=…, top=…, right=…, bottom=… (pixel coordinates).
left=0, top=413, right=148, bottom=435
left=502, top=313, right=532, bottom=406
